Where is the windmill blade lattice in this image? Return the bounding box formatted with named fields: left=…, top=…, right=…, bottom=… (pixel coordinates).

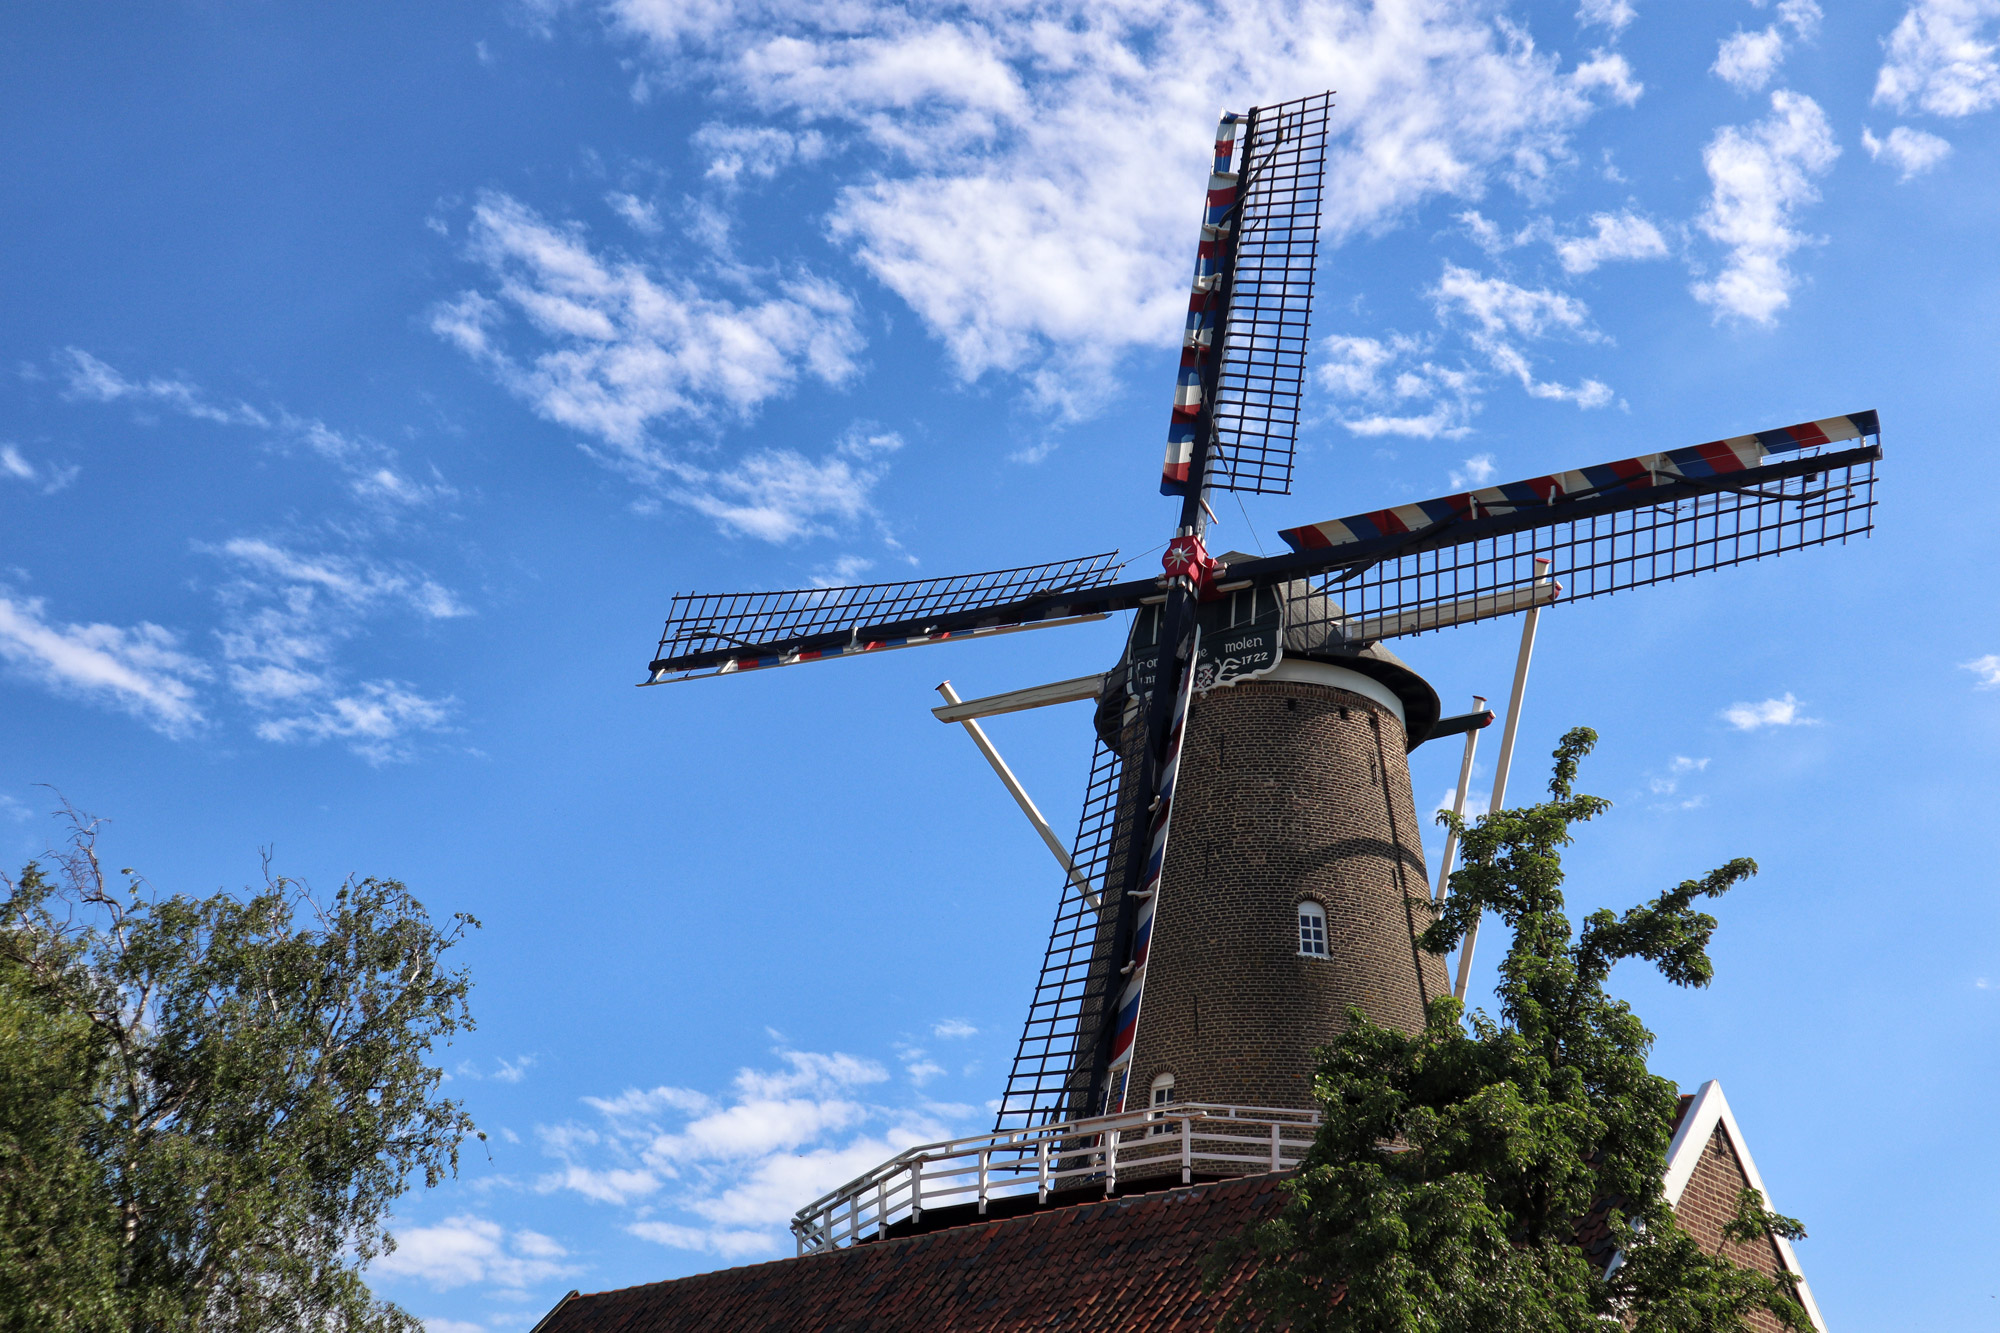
left=1253, top=413, right=1881, bottom=645
left=1205, top=91, right=1332, bottom=497
left=994, top=714, right=1144, bottom=1134
left=649, top=552, right=1126, bottom=682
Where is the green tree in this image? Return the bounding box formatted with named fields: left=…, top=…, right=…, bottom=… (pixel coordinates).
left=0, top=805, right=479, bottom=1332
left=1212, top=729, right=1810, bottom=1333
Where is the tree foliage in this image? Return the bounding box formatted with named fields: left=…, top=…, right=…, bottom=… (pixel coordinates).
left=1211, top=729, right=1811, bottom=1333
left=0, top=804, right=478, bottom=1332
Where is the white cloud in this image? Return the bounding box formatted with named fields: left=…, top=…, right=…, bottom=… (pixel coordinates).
left=422, top=1320, right=486, bottom=1333
left=58, top=347, right=269, bottom=427
left=1874, top=0, right=2000, bottom=117
left=538, top=1164, right=662, bottom=1205
left=1862, top=124, right=1954, bottom=179
left=0, top=594, right=208, bottom=736
left=539, top=1044, right=961, bottom=1262
left=1551, top=209, right=1669, bottom=274
left=1431, top=264, right=1614, bottom=408
left=931, top=1019, right=977, bottom=1039
left=1712, top=0, right=1821, bottom=92
left=1721, top=691, right=1817, bottom=730
left=58, top=350, right=451, bottom=508
left=1578, top=0, right=1637, bottom=34
left=1961, top=654, right=2000, bottom=688
left=494, top=1055, right=537, bottom=1084
left=694, top=122, right=829, bottom=184
left=606, top=190, right=663, bottom=234
left=1714, top=27, right=1788, bottom=92
left=1314, top=332, right=1477, bottom=439
left=251, top=683, right=455, bottom=764
left=673, top=429, right=901, bottom=543
left=1648, top=754, right=1710, bottom=798
left=432, top=191, right=863, bottom=470
left=1449, top=453, right=1498, bottom=488
left=208, top=538, right=462, bottom=762
left=627, top=1220, right=777, bottom=1259
left=375, top=1215, right=576, bottom=1291
left=599, top=0, right=1640, bottom=413
left=0, top=443, right=78, bottom=494
left=1691, top=90, right=1839, bottom=325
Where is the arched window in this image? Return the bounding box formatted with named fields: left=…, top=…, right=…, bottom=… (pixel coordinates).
left=1148, top=1072, right=1176, bottom=1134
left=1298, top=900, right=1329, bottom=957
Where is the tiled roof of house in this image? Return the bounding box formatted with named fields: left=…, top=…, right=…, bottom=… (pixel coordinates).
left=532, top=1173, right=1288, bottom=1333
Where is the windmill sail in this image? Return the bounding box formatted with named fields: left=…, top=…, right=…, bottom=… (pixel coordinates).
left=1256, top=412, right=1881, bottom=645
left=1163, top=93, right=1333, bottom=500
left=995, top=718, right=1143, bottom=1133
left=648, top=552, right=1127, bottom=682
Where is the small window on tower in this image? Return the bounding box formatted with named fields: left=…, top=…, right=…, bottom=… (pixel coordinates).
left=1149, top=1073, right=1176, bottom=1134
left=1298, top=900, right=1329, bottom=957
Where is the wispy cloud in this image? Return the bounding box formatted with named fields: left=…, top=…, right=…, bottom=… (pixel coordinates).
left=693, top=122, right=829, bottom=185
left=56, top=349, right=453, bottom=508
left=1550, top=210, right=1670, bottom=274
left=1648, top=754, right=1711, bottom=806
left=539, top=1045, right=960, bottom=1260
left=0, top=443, right=79, bottom=494
left=1577, top=0, right=1638, bottom=36
left=374, top=1215, right=576, bottom=1291
left=1961, top=654, right=2000, bottom=688
left=1691, top=90, right=1839, bottom=325
left=1314, top=332, right=1476, bottom=439
left=1874, top=0, right=2000, bottom=118
left=1431, top=265, right=1614, bottom=408
left=931, top=1019, right=977, bottom=1039
left=208, top=537, right=463, bottom=763
left=672, top=428, right=902, bottom=543
left=1862, top=124, right=1954, bottom=179
left=1449, top=453, right=1499, bottom=489
left=1722, top=692, right=1817, bottom=730
left=0, top=593, right=209, bottom=736
left=431, top=191, right=862, bottom=475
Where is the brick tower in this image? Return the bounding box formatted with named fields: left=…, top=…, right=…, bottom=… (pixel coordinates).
left=1080, top=571, right=1451, bottom=1118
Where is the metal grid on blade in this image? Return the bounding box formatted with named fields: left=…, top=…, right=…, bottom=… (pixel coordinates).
left=1208, top=91, right=1332, bottom=497
left=655, top=552, right=1123, bottom=662
left=994, top=717, right=1140, bottom=1134
left=1297, top=456, right=1878, bottom=643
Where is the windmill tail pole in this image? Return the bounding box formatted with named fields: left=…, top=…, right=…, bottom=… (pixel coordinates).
left=1433, top=694, right=1488, bottom=905
left=936, top=682, right=1098, bottom=908
left=1453, top=558, right=1551, bottom=1003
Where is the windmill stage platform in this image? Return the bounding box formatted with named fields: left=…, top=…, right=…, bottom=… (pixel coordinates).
left=527, top=1083, right=1822, bottom=1333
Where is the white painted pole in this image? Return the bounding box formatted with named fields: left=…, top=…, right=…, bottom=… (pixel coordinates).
left=1452, top=557, right=1552, bottom=1003
left=1433, top=694, right=1488, bottom=905
left=936, top=681, right=1099, bottom=908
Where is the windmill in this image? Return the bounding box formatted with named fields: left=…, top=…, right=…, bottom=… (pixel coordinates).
left=643, top=92, right=1882, bottom=1136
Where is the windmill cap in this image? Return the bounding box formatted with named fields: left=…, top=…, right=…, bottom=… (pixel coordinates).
left=1214, top=554, right=1441, bottom=747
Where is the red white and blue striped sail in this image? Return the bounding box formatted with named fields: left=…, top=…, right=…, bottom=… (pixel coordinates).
left=1277, top=412, right=1880, bottom=552
left=1161, top=113, right=1244, bottom=497
left=1104, top=625, right=1200, bottom=1103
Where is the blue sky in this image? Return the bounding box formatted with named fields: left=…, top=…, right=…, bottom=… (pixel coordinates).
left=4, top=0, right=1998, bottom=1326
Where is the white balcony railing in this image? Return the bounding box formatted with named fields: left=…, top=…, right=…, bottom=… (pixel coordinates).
left=791, top=1103, right=1319, bottom=1256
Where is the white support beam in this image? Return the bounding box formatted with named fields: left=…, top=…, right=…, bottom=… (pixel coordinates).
left=930, top=673, right=1105, bottom=723
left=1353, top=581, right=1560, bottom=642
left=935, top=681, right=1099, bottom=909
left=1453, top=558, right=1552, bottom=1003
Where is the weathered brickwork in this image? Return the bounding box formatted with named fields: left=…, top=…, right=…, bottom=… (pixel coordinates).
left=1673, top=1126, right=1795, bottom=1333
left=1128, top=676, right=1450, bottom=1113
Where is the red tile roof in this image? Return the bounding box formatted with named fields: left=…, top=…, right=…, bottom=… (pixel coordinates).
left=533, top=1173, right=1288, bottom=1333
